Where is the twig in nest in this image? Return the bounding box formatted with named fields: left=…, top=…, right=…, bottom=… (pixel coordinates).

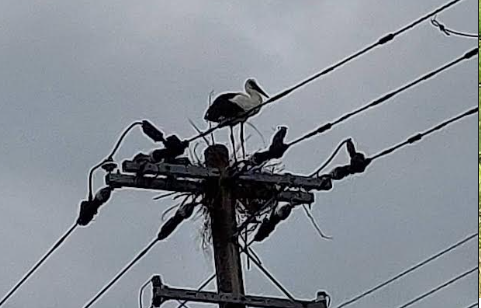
left=153, top=191, right=177, bottom=201
left=189, top=118, right=211, bottom=146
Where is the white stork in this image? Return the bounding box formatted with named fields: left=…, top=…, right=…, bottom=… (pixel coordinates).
left=204, top=79, right=269, bottom=159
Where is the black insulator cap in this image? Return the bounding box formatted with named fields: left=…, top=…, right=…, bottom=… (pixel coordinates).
left=178, top=202, right=195, bottom=219
left=94, top=186, right=113, bottom=204
left=142, top=120, right=165, bottom=142
left=157, top=215, right=184, bottom=240
left=150, top=148, right=168, bottom=163
left=149, top=135, right=189, bottom=162
left=250, top=150, right=271, bottom=166
left=330, top=165, right=351, bottom=180
left=101, top=161, right=117, bottom=172
left=275, top=204, right=292, bottom=220
left=77, top=200, right=99, bottom=226
left=346, top=139, right=356, bottom=158
left=318, top=175, right=333, bottom=191
left=151, top=275, right=162, bottom=287
left=163, top=135, right=182, bottom=148
left=151, top=275, right=163, bottom=307
left=465, top=48, right=478, bottom=59
left=350, top=153, right=369, bottom=173
left=268, top=143, right=289, bottom=159
left=253, top=216, right=280, bottom=242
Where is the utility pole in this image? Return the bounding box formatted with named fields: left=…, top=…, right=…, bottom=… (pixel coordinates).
left=106, top=142, right=337, bottom=308
left=205, top=145, right=245, bottom=308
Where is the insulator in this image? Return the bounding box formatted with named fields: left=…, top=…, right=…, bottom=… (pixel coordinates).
left=275, top=203, right=292, bottom=220
left=94, top=186, right=113, bottom=204
left=177, top=202, right=195, bottom=219
left=77, top=187, right=114, bottom=226
left=330, top=165, right=350, bottom=180
left=142, top=120, right=165, bottom=142
left=157, top=215, right=183, bottom=240
left=101, top=160, right=117, bottom=172
left=151, top=275, right=163, bottom=287
left=151, top=275, right=163, bottom=307
left=77, top=200, right=98, bottom=226
left=267, top=143, right=289, bottom=160
left=149, top=136, right=188, bottom=163
left=346, top=139, right=356, bottom=158
left=318, top=175, right=333, bottom=191
left=315, top=290, right=331, bottom=307
left=253, top=216, right=279, bottom=242
left=350, top=153, right=370, bottom=173
left=150, top=148, right=168, bottom=163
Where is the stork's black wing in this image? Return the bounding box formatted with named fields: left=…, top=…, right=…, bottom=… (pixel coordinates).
left=204, top=93, right=244, bottom=122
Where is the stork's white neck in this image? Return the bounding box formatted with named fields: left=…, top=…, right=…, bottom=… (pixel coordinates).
left=245, top=88, right=263, bottom=104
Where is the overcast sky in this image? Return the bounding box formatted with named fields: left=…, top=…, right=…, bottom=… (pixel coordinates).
left=0, top=1, right=478, bottom=307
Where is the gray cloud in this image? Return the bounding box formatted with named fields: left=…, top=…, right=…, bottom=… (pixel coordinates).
left=0, top=0, right=477, bottom=307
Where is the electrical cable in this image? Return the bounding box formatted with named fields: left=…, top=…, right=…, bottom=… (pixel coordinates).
left=239, top=243, right=296, bottom=302
left=462, top=303, right=478, bottom=308
left=309, top=139, right=351, bottom=177
left=187, top=0, right=466, bottom=144
left=395, top=267, right=476, bottom=308
left=287, top=47, right=477, bottom=148
left=83, top=199, right=198, bottom=308
left=139, top=279, right=151, bottom=308
left=0, top=223, right=78, bottom=306
left=88, top=121, right=143, bottom=200
left=369, top=106, right=478, bottom=162
left=335, top=232, right=477, bottom=308
left=431, top=15, right=478, bottom=38
left=83, top=239, right=158, bottom=308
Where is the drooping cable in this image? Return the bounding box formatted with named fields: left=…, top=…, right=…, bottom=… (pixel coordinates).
left=431, top=15, right=478, bottom=38
left=88, top=121, right=143, bottom=200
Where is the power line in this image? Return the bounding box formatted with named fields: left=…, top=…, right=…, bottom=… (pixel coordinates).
left=431, top=15, right=478, bottom=39
left=370, top=106, right=478, bottom=162
left=83, top=199, right=197, bottom=307
left=395, top=267, right=476, bottom=308
left=83, top=239, right=158, bottom=308
left=139, top=279, right=151, bottom=308
left=462, top=303, right=478, bottom=308
left=0, top=223, right=78, bottom=307
left=335, top=232, right=477, bottom=308
left=187, top=0, right=466, bottom=144
left=239, top=243, right=297, bottom=302
left=287, top=47, right=478, bottom=147
left=309, top=139, right=350, bottom=177
left=88, top=121, right=143, bottom=200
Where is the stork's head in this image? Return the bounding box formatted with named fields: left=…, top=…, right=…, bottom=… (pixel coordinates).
left=245, top=79, right=269, bottom=98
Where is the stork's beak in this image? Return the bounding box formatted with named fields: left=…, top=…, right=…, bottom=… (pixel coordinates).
left=252, top=82, right=269, bottom=98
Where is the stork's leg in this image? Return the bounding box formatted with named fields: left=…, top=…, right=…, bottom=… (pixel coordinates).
left=240, top=122, right=246, bottom=159
left=230, top=126, right=237, bottom=163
